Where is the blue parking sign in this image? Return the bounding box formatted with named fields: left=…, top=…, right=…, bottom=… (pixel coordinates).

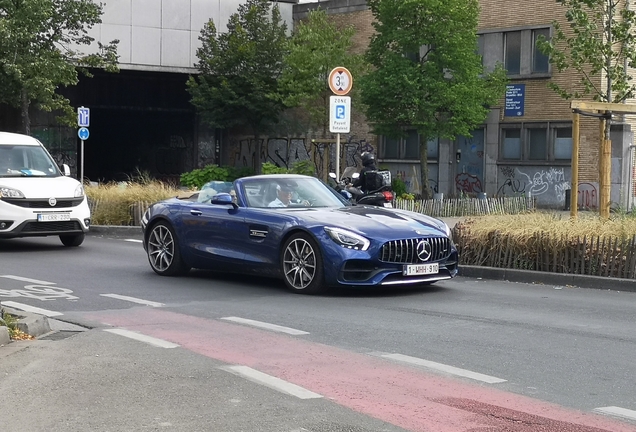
left=77, top=106, right=90, bottom=127
left=336, top=105, right=346, bottom=119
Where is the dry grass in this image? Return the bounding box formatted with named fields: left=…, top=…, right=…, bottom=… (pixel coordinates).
left=456, top=211, right=636, bottom=242
left=86, top=181, right=187, bottom=226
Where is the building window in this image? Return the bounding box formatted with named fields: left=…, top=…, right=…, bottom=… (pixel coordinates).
left=532, top=28, right=550, bottom=73
left=380, top=131, right=438, bottom=161
left=501, top=123, right=572, bottom=162
left=504, top=31, right=521, bottom=75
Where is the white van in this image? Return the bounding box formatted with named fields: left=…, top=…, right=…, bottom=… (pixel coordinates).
left=0, top=132, right=90, bottom=246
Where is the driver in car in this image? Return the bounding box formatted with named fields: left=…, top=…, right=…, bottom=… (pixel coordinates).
left=268, top=184, right=294, bottom=207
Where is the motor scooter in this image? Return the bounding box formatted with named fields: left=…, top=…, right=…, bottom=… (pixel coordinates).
left=329, top=168, right=394, bottom=208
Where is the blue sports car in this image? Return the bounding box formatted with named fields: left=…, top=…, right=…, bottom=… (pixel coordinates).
left=141, top=174, right=458, bottom=294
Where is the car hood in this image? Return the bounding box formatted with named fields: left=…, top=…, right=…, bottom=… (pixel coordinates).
left=286, top=206, right=449, bottom=238
left=0, top=176, right=82, bottom=198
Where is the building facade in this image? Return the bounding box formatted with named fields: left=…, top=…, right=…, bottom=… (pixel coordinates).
left=294, top=0, right=635, bottom=209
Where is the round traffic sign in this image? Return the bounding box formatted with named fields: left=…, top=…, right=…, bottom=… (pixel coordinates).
left=328, top=67, right=353, bottom=96
left=78, top=127, right=89, bottom=140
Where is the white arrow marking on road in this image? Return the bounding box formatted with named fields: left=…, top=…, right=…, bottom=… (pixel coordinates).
left=1, top=301, right=63, bottom=317
left=219, top=365, right=322, bottom=399
left=104, top=328, right=179, bottom=348
left=221, top=316, right=309, bottom=335
left=1, top=275, right=56, bottom=285
left=371, top=352, right=507, bottom=384
left=100, top=294, right=164, bottom=307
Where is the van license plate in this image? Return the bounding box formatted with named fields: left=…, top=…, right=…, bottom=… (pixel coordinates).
left=37, top=214, right=70, bottom=222
left=403, top=263, right=439, bottom=276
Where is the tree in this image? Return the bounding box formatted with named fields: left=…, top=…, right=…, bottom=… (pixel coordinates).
left=279, top=9, right=367, bottom=138
left=359, top=0, right=507, bottom=199
left=0, top=0, right=119, bottom=134
left=187, top=0, right=288, bottom=174
left=537, top=0, right=636, bottom=138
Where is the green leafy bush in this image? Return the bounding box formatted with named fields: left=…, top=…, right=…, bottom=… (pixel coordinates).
left=262, top=162, right=289, bottom=174
left=392, top=176, right=408, bottom=196
left=180, top=165, right=254, bottom=189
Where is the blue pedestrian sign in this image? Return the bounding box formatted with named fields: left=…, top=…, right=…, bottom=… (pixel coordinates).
left=78, top=127, right=90, bottom=140
left=77, top=106, right=90, bottom=127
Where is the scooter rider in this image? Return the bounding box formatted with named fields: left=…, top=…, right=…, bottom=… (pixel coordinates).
left=352, top=151, right=378, bottom=193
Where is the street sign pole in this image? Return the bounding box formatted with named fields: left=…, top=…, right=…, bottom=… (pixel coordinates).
left=77, top=125, right=89, bottom=182
left=328, top=67, right=353, bottom=180
left=81, top=140, right=84, bottom=183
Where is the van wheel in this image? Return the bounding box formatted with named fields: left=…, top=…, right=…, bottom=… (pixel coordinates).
left=60, top=233, right=85, bottom=247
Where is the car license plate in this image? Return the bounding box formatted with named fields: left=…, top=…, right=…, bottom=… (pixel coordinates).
left=383, top=202, right=393, bottom=208
left=37, top=213, right=70, bottom=222
left=403, top=263, right=439, bottom=276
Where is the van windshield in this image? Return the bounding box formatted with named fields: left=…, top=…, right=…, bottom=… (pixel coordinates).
left=0, top=145, right=61, bottom=178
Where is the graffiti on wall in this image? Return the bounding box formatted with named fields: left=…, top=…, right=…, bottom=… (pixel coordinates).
left=455, top=173, right=482, bottom=193
left=232, top=136, right=375, bottom=176
left=497, top=166, right=598, bottom=208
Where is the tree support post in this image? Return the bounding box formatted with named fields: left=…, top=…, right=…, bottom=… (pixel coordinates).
left=570, top=111, right=580, bottom=219
left=599, top=114, right=611, bottom=219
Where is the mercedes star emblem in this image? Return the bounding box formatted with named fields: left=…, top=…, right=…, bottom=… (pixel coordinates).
left=416, top=239, right=432, bottom=262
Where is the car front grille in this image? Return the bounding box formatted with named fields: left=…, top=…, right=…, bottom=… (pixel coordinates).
left=380, top=237, right=451, bottom=264
left=2, top=198, right=84, bottom=208
left=22, top=221, right=82, bottom=233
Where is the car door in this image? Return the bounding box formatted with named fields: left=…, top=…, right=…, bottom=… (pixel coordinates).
left=238, top=208, right=292, bottom=276
left=180, top=201, right=246, bottom=269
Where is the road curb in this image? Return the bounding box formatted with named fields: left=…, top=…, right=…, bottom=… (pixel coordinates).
left=460, top=265, right=636, bottom=292
left=2, top=307, right=51, bottom=340
left=89, top=225, right=142, bottom=236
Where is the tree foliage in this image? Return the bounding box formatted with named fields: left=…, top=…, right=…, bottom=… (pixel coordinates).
left=537, top=0, right=636, bottom=104
left=187, top=0, right=288, bottom=173
left=0, top=0, right=119, bottom=134
left=279, top=9, right=367, bottom=136
left=359, top=0, right=507, bottom=198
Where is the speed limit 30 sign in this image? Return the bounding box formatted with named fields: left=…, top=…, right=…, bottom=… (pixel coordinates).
left=328, top=67, right=353, bottom=96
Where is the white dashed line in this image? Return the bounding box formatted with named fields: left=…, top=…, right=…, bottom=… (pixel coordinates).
left=104, top=329, right=179, bottom=348
left=219, top=365, right=322, bottom=399
left=100, top=294, right=164, bottom=307
left=123, top=239, right=143, bottom=243
left=221, top=316, right=309, bottom=335
left=0, top=301, right=63, bottom=317
left=1, top=275, right=56, bottom=285
left=593, top=406, right=636, bottom=421
left=371, top=352, right=507, bottom=384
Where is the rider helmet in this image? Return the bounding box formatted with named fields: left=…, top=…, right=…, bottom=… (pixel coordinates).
left=361, top=152, right=375, bottom=167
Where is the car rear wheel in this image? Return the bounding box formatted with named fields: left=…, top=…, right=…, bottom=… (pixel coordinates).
left=59, top=233, right=85, bottom=247
left=146, top=221, right=190, bottom=276
left=281, top=233, right=326, bottom=294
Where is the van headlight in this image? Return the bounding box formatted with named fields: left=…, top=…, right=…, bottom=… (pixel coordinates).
left=0, top=186, right=25, bottom=198
left=324, top=227, right=370, bottom=251
left=74, top=184, right=85, bottom=198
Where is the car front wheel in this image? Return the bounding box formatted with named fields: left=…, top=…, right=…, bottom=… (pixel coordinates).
left=281, top=233, right=326, bottom=294
left=60, top=233, right=84, bottom=247
left=146, top=221, right=190, bottom=276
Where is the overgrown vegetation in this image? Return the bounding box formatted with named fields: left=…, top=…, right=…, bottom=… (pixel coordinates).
left=180, top=165, right=253, bottom=190
left=0, top=308, right=33, bottom=340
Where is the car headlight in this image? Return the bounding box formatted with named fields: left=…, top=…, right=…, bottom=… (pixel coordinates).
left=0, top=186, right=25, bottom=198
left=74, top=184, right=85, bottom=198
left=324, top=227, right=370, bottom=251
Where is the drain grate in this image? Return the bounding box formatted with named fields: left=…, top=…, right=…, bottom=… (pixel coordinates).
left=38, top=330, right=82, bottom=341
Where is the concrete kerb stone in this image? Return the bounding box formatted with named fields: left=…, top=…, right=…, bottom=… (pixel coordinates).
left=1, top=306, right=51, bottom=341
left=460, top=265, right=636, bottom=293
left=89, top=225, right=142, bottom=237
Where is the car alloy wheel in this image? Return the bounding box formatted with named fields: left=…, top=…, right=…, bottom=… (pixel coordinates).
left=281, top=233, right=325, bottom=294
left=146, top=221, right=189, bottom=276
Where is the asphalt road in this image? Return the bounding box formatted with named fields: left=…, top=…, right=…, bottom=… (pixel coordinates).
left=1, top=232, right=636, bottom=431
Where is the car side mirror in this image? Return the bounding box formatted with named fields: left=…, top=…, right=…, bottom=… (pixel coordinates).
left=62, top=164, right=71, bottom=176
left=211, top=193, right=238, bottom=209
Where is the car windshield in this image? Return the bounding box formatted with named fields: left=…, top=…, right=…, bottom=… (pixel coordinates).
left=242, top=177, right=348, bottom=209
left=0, top=145, right=60, bottom=178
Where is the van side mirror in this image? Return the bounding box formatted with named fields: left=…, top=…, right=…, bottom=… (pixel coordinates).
left=62, top=164, right=71, bottom=176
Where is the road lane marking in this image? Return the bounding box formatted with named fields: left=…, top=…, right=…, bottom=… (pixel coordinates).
left=219, top=365, right=322, bottom=399
left=123, top=239, right=143, bottom=243
left=100, top=294, right=164, bottom=307
left=371, top=352, right=507, bottom=384
left=0, top=301, right=63, bottom=317
left=221, top=316, right=309, bottom=335
left=104, top=328, right=179, bottom=348
left=1, top=275, right=56, bottom=285
left=594, top=406, right=636, bottom=421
